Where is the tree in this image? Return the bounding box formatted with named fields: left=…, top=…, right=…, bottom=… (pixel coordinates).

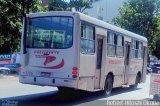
left=112, top=0, right=160, bottom=58
left=0, top=0, right=22, bottom=53
left=0, top=0, right=47, bottom=54
left=31, top=0, right=48, bottom=13
left=69, top=0, right=92, bottom=12
left=48, top=0, right=92, bottom=12
left=48, top=0, right=68, bottom=11
left=17, top=0, right=48, bottom=15
left=151, top=16, right=160, bottom=59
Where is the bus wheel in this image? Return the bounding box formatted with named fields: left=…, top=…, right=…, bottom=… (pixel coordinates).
left=103, top=75, right=113, bottom=97
left=58, top=87, right=73, bottom=93
left=130, top=74, right=140, bottom=89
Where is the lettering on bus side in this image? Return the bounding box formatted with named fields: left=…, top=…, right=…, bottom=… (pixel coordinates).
left=34, top=50, right=60, bottom=55
left=108, top=59, right=122, bottom=65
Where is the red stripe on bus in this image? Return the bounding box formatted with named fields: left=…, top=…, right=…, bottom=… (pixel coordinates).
left=32, top=59, right=64, bottom=69
left=154, top=80, right=160, bottom=83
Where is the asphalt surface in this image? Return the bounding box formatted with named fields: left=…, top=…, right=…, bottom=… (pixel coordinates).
left=0, top=74, right=159, bottom=106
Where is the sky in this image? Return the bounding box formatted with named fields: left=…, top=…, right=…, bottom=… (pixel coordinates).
left=64, top=0, right=70, bottom=2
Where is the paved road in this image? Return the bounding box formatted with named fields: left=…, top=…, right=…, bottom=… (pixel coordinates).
left=0, top=74, right=159, bottom=106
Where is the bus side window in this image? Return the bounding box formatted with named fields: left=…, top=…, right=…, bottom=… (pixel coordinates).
left=132, top=40, right=136, bottom=58
left=107, top=31, right=116, bottom=56
left=81, top=23, right=95, bottom=54
left=138, top=42, right=143, bottom=58
left=132, top=40, right=143, bottom=59
left=116, top=34, right=124, bottom=57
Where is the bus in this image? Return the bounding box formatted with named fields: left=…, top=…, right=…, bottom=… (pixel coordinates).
left=19, top=11, right=148, bottom=96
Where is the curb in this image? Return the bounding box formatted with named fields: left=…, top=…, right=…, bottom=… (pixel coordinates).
left=0, top=74, right=18, bottom=80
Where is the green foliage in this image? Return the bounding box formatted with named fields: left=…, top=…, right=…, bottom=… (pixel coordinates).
left=0, top=0, right=21, bottom=53
left=48, top=0, right=92, bottom=12
left=112, top=0, right=160, bottom=58
left=31, top=0, right=48, bottom=12
left=69, top=0, right=92, bottom=12
left=0, top=0, right=47, bottom=54
left=151, top=16, right=160, bottom=59
left=48, top=0, right=68, bottom=11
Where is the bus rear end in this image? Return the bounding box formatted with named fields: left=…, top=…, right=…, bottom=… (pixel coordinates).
left=19, top=12, right=80, bottom=89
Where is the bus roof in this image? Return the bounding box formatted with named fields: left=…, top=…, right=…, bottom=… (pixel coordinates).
left=78, top=12, right=147, bottom=43
left=27, top=11, right=147, bottom=43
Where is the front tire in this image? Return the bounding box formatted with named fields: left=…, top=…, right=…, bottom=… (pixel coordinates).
left=103, top=75, right=113, bottom=97
left=130, top=74, right=140, bottom=89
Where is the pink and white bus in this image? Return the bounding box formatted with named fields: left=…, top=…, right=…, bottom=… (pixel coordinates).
left=19, top=11, right=147, bottom=96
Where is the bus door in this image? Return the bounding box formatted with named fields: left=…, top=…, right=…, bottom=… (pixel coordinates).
left=124, top=42, right=131, bottom=84
left=94, top=36, right=103, bottom=89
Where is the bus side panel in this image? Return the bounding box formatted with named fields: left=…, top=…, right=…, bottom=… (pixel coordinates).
left=77, top=44, right=96, bottom=91
left=129, top=59, right=143, bottom=85
left=77, top=21, right=96, bottom=91
left=75, top=15, right=95, bottom=91
left=77, top=77, right=95, bottom=91
left=105, top=56, right=124, bottom=88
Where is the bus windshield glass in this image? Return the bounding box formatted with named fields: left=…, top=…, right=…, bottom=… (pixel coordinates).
left=26, top=16, right=73, bottom=49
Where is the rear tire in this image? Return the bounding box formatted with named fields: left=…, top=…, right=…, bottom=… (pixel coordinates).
left=58, top=87, right=73, bottom=93
left=103, top=75, right=113, bottom=97
left=130, top=74, right=140, bottom=89
left=146, top=70, right=149, bottom=74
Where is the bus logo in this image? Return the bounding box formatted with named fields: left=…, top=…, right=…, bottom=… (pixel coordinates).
left=44, top=56, right=56, bottom=66
left=32, top=55, right=64, bottom=69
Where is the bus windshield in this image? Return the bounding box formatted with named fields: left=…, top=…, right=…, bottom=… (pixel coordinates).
left=26, top=16, right=73, bottom=49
